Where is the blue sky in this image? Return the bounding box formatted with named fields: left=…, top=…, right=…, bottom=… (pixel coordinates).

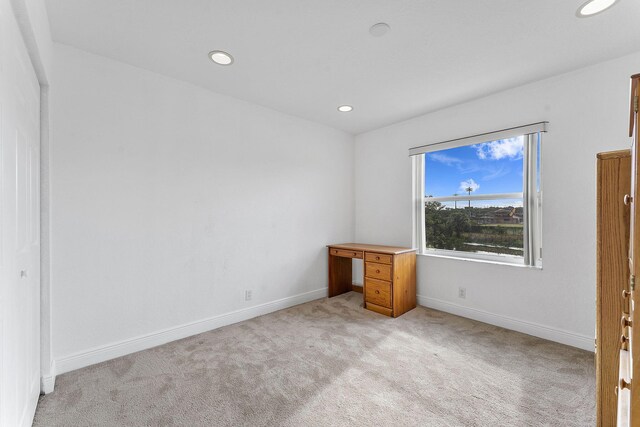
left=424, top=137, right=524, bottom=197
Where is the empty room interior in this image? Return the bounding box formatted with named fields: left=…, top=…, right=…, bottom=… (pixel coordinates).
left=3, top=0, right=640, bottom=426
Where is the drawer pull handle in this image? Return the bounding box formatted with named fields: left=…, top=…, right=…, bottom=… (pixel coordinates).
left=620, top=378, right=631, bottom=390
left=624, top=194, right=633, bottom=205
left=623, top=290, right=631, bottom=299
left=376, top=256, right=380, bottom=260
left=621, top=315, right=633, bottom=329
left=353, top=252, right=357, bottom=256
left=375, top=290, right=380, bottom=294
left=376, top=270, right=380, bottom=273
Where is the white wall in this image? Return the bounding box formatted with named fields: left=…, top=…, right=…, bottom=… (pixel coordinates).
left=355, top=52, right=640, bottom=350
left=50, top=44, right=354, bottom=373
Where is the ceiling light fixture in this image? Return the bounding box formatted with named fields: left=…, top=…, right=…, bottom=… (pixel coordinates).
left=337, top=105, right=353, bottom=113
left=369, top=22, right=391, bottom=37
left=209, top=50, right=234, bottom=65
left=576, top=0, right=619, bottom=17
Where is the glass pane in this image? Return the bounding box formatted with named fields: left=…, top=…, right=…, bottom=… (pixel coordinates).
left=425, top=198, right=524, bottom=257
left=424, top=136, right=524, bottom=197
left=536, top=133, right=541, bottom=192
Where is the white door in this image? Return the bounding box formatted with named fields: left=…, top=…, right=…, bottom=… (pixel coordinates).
left=0, top=0, right=41, bottom=426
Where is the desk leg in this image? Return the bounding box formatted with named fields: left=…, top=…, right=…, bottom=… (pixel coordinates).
left=328, top=253, right=352, bottom=297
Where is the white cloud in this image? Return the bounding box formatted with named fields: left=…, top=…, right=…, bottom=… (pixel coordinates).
left=459, top=178, right=480, bottom=193
left=482, top=165, right=509, bottom=181
left=429, top=152, right=462, bottom=166
left=474, top=137, right=524, bottom=160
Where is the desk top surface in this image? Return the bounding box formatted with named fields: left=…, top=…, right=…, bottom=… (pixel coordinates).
left=327, top=243, right=416, bottom=255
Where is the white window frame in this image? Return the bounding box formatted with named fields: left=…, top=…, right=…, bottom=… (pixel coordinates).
left=411, top=123, right=545, bottom=268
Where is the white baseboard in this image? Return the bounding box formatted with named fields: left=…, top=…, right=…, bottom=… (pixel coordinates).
left=40, top=360, right=56, bottom=394
left=418, top=295, right=594, bottom=352
left=55, top=288, right=327, bottom=376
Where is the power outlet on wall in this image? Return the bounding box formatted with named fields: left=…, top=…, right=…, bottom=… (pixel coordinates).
left=458, top=287, right=466, bottom=299
left=245, top=290, right=252, bottom=301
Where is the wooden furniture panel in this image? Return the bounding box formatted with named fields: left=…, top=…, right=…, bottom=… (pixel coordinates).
left=365, top=252, right=393, bottom=264
left=365, top=262, right=392, bottom=281
left=625, top=73, right=640, bottom=427
left=609, top=74, right=640, bottom=427
left=365, top=302, right=393, bottom=317
left=327, top=243, right=416, bottom=318
left=392, top=251, right=417, bottom=317
left=328, top=243, right=416, bottom=255
left=329, top=248, right=364, bottom=259
left=351, top=284, right=363, bottom=294
left=328, top=254, right=352, bottom=297
left=596, top=149, right=631, bottom=427
left=364, top=278, right=392, bottom=308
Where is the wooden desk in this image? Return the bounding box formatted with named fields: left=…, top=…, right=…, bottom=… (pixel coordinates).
left=327, top=243, right=417, bottom=317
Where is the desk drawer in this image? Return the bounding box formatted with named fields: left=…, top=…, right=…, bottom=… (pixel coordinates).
left=330, top=248, right=363, bottom=259
left=365, top=278, right=392, bottom=308
left=365, top=262, right=392, bottom=281
left=365, top=252, right=393, bottom=265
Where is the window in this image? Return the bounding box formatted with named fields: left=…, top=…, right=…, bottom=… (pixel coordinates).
left=411, top=123, right=545, bottom=267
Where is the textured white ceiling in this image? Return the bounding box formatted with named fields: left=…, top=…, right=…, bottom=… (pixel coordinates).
left=44, top=0, right=640, bottom=134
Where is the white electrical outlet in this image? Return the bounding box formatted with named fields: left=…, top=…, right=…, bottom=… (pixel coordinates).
left=458, top=287, right=466, bottom=299
left=245, top=290, right=252, bottom=301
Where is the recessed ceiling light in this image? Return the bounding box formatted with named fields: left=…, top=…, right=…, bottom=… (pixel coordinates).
left=369, top=22, right=391, bottom=37
left=576, top=0, right=619, bottom=17
left=337, top=105, right=353, bottom=113
left=209, top=50, right=234, bottom=65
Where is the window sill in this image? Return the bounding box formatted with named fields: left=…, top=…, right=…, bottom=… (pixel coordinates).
left=419, top=251, right=543, bottom=270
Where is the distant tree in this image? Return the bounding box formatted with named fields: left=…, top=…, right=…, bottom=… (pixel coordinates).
left=465, top=186, right=474, bottom=208
left=449, top=211, right=471, bottom=237
left=425, top=202, right=471, bottom=250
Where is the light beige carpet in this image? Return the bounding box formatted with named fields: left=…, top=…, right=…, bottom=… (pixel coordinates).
left=34, top=292, right=595, bottom=426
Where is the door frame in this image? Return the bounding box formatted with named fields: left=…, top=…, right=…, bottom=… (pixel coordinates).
left=8, top=0, right=54, bottom=394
